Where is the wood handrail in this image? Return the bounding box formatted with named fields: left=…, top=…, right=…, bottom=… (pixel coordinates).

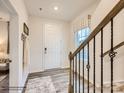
left=70, top=0, right=124, bottom=59
left=103, top=41, right=124, bottom=57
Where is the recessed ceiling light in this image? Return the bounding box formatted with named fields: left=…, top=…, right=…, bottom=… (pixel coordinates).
left=54, top=6, right=59, bottom=11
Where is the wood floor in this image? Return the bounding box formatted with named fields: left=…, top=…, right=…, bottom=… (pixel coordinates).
left=1, top=68, right=124, bottom=93
left=0, top=74, right=9, bottom=93
left=25, top=68, right=124, bottom=93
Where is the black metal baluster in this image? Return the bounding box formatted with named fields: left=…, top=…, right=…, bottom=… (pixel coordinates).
left=82, top=49, right=85, bottom=93
left=73, top=58, right=75, bottom=93
left=87, top=43, right=90, bottom=93
left=75, top=55, right=77, bottom=93
left=93, top=37, right=96, bottom=93
left=70, top=53, right=72, bottom=93
left=74, top=56, right=75, bottom=93
left=101, top=28, right=103, bottom=93
left=110, top=19, right=114, bottom=93
left=79, top=52, right=81, bottom=93
left=7, top=22, right=10, bottom=54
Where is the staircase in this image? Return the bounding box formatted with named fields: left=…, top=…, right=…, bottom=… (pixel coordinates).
left=68, top=0, right=124, bottom=93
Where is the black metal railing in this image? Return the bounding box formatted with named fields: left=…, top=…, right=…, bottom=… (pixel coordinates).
left=68, top=0, right=124, bottom=93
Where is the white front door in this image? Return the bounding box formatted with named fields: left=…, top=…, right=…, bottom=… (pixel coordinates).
left=44, top=24, right=62, bottom=70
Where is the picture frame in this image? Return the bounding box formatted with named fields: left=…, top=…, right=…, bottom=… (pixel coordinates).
left=23, top=23, right=29, bottom=36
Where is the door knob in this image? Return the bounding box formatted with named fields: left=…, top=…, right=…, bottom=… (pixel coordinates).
left=44, top=48, right=47, bottom=54
left=45, top=48, right=47, bottom=50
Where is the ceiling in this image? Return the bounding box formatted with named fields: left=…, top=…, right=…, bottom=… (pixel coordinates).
left=24, top=0, right=99, bottom=22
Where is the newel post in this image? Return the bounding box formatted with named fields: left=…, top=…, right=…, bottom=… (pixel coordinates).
left=68, top=52, right=73, bottom=93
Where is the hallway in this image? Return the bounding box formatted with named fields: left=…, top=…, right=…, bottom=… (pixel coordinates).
left=0, top=0, right=124, bottom=93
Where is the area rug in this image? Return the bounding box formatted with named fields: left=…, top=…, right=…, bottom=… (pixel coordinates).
left=0, top=75, right=7, bottom=82
left=25, top=76, right=56, bottom=93
left=52, top=72, right=69, bottom=93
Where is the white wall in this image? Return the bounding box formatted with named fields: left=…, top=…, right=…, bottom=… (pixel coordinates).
left=29, top=16, right=70, bottom=73
left=91, top=0, right=119, bottom=30
left=0, top=12, right=10, bottom=22
left=90, top=0, right=124, bottom=86
left=70, top=1, right=100, bottom=52
left=1, top=0, right=29, bottom=93
left=0, top=0, right=10, bottom=21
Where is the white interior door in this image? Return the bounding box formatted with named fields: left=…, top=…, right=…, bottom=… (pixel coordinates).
left=44, top=24, right=61, bottom=70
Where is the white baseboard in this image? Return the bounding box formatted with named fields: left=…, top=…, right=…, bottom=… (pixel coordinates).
left=85, top=77, right=124, bottom=88
left=103, top=80, right=124, bottom=86
left=75, top=71, right=124, bottom=88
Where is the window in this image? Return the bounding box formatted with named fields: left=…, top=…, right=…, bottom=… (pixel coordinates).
left=75, top=27, right=90, bottom=61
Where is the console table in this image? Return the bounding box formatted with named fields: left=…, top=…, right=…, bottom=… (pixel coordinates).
left=0, top=58, right=11, bottom=64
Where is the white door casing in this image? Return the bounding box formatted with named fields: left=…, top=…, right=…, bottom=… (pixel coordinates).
left=44, top=24, right=62, bottom=70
